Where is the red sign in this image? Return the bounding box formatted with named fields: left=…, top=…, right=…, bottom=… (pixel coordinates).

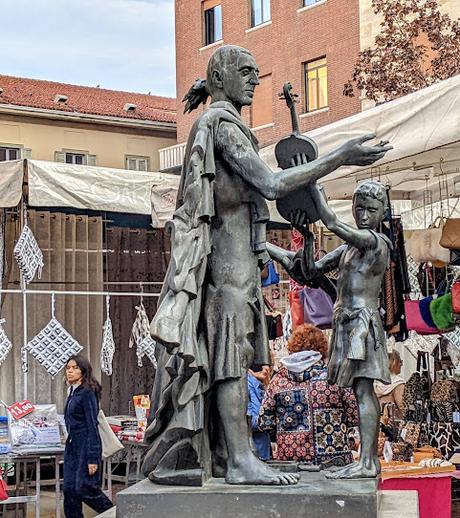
left=8, top=400, right=35, bottom=420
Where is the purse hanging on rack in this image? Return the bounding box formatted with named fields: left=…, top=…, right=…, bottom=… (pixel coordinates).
left=13, top=203, right=44, bottom=284
left=301, top=286, right=333, bottom=329
left=261, top=261, right=280, bottom=287
left=23, top=293, right=83, bottom=376
left=100, top=295, right=116, bottom=376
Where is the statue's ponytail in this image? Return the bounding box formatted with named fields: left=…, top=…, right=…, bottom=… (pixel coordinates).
left=182, top=79, right=209, bottom=114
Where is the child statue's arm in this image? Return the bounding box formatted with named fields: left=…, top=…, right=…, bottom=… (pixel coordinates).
left=310, top=185, right=377, bottom=250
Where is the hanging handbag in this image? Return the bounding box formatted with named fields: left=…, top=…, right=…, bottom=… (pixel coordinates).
left=261, top=261, right=280, bottom=287
left=288, top=289, right=304, bottom=330
left=402, top=351, right=432, bottom=418
left=452, top=281, right=460, bottom=315
left=97, top=409, right=124, bottom=459
left=301, top=286, right=333, bottom=329
left=428, top=422, right=460, bottom=459
left=405, top=218, right=450, bottom=265
left=391, top=441, right=414, bottom=462
left=0, top=466, right=8, bottom=501
left=440, top=218, right=460, bottom=250
left=431, top=379, right=458, bottom=423
left=399, top=421, right=421, bottom=447
left=430, top=293, right=455, bottom=332
left=404, top=299, right=438, bottom=335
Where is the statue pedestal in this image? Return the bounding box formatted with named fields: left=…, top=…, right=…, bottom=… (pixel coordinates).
left=116, top=472, right=380, bottom=518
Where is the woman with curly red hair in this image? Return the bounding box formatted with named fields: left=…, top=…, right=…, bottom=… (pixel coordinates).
left=258, top=323, right=358, bottom=466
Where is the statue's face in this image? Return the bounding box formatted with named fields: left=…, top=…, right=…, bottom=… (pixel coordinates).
left=220, top=52, right=260, bottom=107
left=352, top=195, right=385, bottom=230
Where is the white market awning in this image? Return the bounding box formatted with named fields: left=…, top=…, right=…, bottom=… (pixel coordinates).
left=25, top=160, right=287, bottom=225
left=0, top=159, right=23, bottom=207
left=260, top=73, right=460, bottom=203
left=24, top=159, right=180, bottom=227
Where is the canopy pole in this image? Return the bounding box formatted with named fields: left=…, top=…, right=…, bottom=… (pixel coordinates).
left=20, top=198, right=28, bottom=400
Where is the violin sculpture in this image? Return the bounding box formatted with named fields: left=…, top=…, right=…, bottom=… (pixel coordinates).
left=275, top=82, right=321, bottom=224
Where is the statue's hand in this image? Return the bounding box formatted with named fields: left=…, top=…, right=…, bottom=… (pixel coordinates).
left=341, top=134, right=392, bottom=167
left=289, top=209, right=312, bottom=241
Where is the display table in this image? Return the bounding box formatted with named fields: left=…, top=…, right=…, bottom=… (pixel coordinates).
left=0, top=448, right=64, bottom=518
left=380, top=471, right=460, bottom=518
left=104, top=440, right=149, bottom=499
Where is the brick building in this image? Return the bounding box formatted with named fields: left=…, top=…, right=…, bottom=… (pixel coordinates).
left=174, top=0, right=362, bottom=149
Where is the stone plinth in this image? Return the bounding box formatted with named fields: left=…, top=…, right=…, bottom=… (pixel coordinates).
left=116, top=472, right=380, bottom=518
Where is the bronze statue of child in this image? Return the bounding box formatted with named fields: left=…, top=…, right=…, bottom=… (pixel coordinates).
left=272, top=180, right=392, bottom=478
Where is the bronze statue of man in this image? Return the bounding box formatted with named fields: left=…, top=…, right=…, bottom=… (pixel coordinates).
left=142, top=45, right=392, bottom=486
left=271, top=181, right=392, bottom=479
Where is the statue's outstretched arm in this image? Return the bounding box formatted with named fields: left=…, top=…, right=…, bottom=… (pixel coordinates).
left=217, top=123, right=392, bottom=201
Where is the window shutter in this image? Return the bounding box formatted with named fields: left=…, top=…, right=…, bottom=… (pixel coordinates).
left=139, top=159, right=148, bottom=172
left=54, top=151, right=66, bottom=163
left=126, top=158, right=136, bottom=170
left=87, top=154, right=97, bottom=166
left=21, top=148, right=32, bottom=159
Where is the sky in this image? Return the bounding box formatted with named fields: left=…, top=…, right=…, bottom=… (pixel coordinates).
left=0, top=0, right=176, bottom=98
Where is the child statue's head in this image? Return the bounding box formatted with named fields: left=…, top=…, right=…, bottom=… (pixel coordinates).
left=352, top=180, right=388, bottom=230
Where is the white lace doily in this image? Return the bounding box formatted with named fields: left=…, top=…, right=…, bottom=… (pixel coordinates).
left=100, top=296, right=116, bottom=376
left=0, top=319, right=12, bottom=366
left=406, top=255, right=420, bottom=294
left=130, top=302, right=156, bottom=367
left=24, top=294, right=82, bottom=377
left=13, top=224, right=44, bottom=284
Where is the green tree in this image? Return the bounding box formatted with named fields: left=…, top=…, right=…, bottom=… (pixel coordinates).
left=344, top=0, right=460, bottom=103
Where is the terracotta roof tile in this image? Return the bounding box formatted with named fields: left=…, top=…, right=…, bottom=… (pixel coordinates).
left=0, top=75, right=176, bottom=124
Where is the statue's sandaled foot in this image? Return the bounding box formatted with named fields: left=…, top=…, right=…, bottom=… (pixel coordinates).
left=325, top=458, right=380, bottom=479
left=226, top=455, right=300, bottom=485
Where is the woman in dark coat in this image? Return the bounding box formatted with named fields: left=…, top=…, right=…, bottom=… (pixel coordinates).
left=64, top=354, right=113, bottom=518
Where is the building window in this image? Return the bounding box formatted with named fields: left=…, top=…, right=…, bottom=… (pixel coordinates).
left=251, top=74, right=273, bottom=128
left=302, top=0, right=323, bottom=6
left=203, top=1, right=222, bottom=46
left=55, top=150, right=96, bottom=166
left=305, top=57, right=328, bottom=112
left=66, top=152, right=86, bottom=165
left=251, top=0, right=270, bottom=27
left=126, top=156, right=150, bottom=172
left=0, top=147, right=19, bottom=161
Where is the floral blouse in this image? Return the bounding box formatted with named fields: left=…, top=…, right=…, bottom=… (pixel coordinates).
left=258, top=361, right=359, bottom=465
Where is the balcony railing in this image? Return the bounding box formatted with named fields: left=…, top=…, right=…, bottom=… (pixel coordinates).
left=159, top=142, right=186, bottom=171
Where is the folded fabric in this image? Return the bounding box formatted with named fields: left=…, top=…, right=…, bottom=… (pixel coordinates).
left=430, top=294, right=456, bottom=332
left=419, top=296, right=437, bottom=328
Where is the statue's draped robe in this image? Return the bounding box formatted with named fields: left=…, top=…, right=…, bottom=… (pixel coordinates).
left=142, top=102, right=271, bottom=481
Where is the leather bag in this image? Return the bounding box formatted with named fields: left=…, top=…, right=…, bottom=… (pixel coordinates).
left=97, top=409, right=124, bottom=459
left=430, top=293, right=455, bottom=332
left=452, top=281, right=460, bottom=315
left=440, top=218, right=460, bottom=250
left=404, top=299, right=438, bottom=335
left=261, top=261, right=280, bottom=287
left=301, top=286, right=333, bottom=329
left=405, top=218, right=449, bottom=265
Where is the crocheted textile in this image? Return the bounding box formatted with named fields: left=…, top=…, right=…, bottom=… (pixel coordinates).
left=13, top=225, right=44, bottom=284
left=130, top=303, right=156, bottom=367
left=24, top=297, right=83, bottom=377
left=100, top=296, right=116, bottom=376
left=0, top=319, right=12, bottom=367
